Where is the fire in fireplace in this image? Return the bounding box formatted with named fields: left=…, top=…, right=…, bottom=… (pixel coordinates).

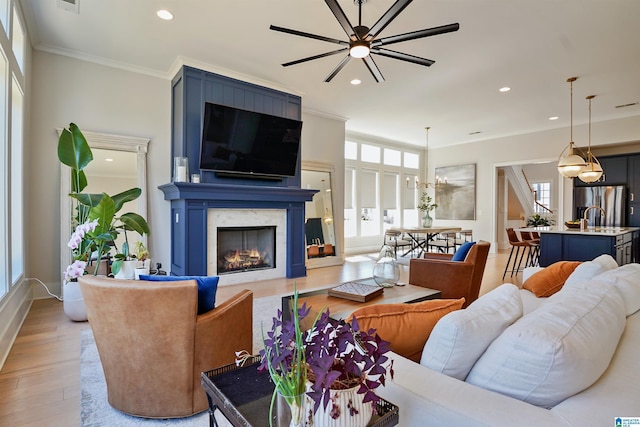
left=217, top=226, right=276, bottom=274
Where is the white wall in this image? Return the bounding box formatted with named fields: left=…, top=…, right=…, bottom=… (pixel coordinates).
left=28, top=51, right=171, bottom=297
left=429, top=115, right=640, bottom=251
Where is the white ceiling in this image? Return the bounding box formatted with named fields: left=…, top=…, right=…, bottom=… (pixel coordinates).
left=20, top=0, right=640, bottom=148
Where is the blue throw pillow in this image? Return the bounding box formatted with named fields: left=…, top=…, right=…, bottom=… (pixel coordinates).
left=139, top=275, right=218, bottom=315
left=451, top=241, right=476, bottom=262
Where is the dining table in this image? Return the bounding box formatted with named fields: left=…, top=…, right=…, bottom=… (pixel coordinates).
left=390, top=226, right=462, bottom=257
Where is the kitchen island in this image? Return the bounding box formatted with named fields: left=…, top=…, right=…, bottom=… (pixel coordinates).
left=523, top=226, right=640, bottom=266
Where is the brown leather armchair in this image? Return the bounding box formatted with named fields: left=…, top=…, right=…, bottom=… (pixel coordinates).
left=409, top=241, right=491, bottom=308
left=79, top=275, right=253, bottom=418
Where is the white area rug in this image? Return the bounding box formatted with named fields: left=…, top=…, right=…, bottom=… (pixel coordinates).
left=80, top=294, right=283, bottom=426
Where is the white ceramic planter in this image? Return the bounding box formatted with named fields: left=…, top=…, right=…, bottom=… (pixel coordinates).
left=114, top=260, right=143, bottom=280
left=63, top=280, right=88, bottom=322
left=304, top=384, right=373, bottom=427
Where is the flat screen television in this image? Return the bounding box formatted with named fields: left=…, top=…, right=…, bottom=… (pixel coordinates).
left=199, top=102, right=303, bottom=178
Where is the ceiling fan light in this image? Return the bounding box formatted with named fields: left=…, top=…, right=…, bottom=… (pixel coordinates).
left=350, top=41, right=370, bottom=58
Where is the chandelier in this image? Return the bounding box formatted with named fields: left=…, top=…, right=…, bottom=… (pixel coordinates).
left=406, top=127, right=439, bottom=189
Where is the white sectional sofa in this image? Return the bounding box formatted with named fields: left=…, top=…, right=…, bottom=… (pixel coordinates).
left=378, top=256, right=640, bottom=426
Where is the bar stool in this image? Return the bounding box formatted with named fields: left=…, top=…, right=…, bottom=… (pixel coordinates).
left=502, top=228, right=533, bottom=280
left=520, top=231, right=540, bottom=267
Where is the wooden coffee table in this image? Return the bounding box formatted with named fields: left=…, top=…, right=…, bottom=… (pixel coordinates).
left=281, top=278, right=441, bottom=327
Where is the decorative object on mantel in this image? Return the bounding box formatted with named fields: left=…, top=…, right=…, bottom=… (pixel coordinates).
left=258, top=289, right=393, bottom=427
left=577, top=95, right=604, bottom=183
left=270, top=0, right=459, bottom=83
left=557, top=77, right=588, bottom=178
left=58, top=123, right=150, bottom=319
left=173, top=156, right=189, bottom=182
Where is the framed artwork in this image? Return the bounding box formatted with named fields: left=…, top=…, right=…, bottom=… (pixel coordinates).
left=434, top=164, right=476, bottom=220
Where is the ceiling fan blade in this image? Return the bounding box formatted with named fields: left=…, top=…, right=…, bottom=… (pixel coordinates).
left=270, top=25, right=348, bottom=46
left=324, top=55, right=352, bottom=82
left=282, top=48, right=349, bottom=67
left=371, top=48, right=435, bottom=67
left=372, top=23, right=460, bottom=47
left=324, top=0, right=357, bottom=39
left=362, top=55, right=385, bottom=83
left=367, top=0, right=413, bottom=40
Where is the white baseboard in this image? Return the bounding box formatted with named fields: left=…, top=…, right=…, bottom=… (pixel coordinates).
left=0, top=280, right=33, bottom=370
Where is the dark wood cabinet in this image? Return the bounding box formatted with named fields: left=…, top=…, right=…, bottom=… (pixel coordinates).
left=574, top=155, right=628, bottom=187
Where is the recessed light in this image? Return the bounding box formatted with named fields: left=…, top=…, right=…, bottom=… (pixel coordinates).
left=105, top=158, right=114, bottom=162
left=157, top=9, right=174, bottom=20
left=499, top=86, right=511, bottom=92
left=350, top=79, right=362, bottom=85
left=549, top=116, right=559, bottom=121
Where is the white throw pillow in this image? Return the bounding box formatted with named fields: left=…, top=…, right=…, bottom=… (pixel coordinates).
left=420, top=284, right=523, bottom=380
left=564, top=255, right=617, bottom=287
left=592, top=254, right=619, bottom=270
left=466, top=282, right=626, bottom=408
left=587, top=264, right=640, bottom=316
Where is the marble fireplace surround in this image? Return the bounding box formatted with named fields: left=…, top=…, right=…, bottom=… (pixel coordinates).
left=208, top=209, right=287, bottom=286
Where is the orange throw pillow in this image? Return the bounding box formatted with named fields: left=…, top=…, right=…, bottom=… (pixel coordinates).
left=523, top=261, right=582, bottom=297
left=348, top=298, right=465, bottom=362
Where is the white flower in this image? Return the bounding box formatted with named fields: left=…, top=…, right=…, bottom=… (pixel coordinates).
left=64, top=260, right=87, bottom=282
left=67, top=219, right=100, bottom=250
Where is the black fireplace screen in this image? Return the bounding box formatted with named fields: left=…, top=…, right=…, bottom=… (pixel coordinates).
left=217, top=226, right=276, bottom=274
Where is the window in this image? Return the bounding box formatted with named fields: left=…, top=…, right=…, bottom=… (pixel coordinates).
left=11, top=6, right=23, bottom=71
left=361, top=144, right=380, bottom=163
left=0, top=48, right=7, bottom=297
left=10, top=75, right=22, bottom=284
left=0, top=2, right=26, bottom=300
left=383, top=148, right=401, bottom=166
left=0, top=0, right=7, bottom=35
left=344, top=139, right=423, bottom=240
left=532, top=182, right=551, bottom=213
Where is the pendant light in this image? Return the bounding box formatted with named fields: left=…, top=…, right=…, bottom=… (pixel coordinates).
left=557, top=77, right=587, bottom=178
left=578, top=95, right=604, bottom=183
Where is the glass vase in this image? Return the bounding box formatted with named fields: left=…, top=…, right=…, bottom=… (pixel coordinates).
left=373, top=245, right=400, bottom=287
left=422, top=211, right=433, bottom=228
left=276, top=390, right=305, bottom=427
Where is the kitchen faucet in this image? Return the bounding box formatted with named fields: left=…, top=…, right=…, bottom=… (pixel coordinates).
left=581, top=205, right=606, bottom=229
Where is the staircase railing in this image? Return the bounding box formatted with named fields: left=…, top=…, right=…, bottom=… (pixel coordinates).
left=521, top=169, right=553, bottom=214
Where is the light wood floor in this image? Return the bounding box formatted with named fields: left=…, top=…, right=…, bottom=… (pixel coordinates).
left=0, top=250, right=519, bottom=426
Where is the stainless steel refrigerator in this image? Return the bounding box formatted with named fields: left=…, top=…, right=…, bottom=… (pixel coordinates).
left=573, top=185, right=626, bottom=227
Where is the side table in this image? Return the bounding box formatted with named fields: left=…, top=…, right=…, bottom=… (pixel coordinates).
left=201, top=357, right=399, bottom=427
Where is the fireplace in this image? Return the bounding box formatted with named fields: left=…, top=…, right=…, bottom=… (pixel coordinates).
left=159, top=182, right=317, bottom=285
left=217, top=226, right=276, bottom=274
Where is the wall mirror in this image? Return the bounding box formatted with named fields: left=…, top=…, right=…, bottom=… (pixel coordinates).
left=59, top=129, right=149, bottom=282
left=301, top=161, right=342, bottom=268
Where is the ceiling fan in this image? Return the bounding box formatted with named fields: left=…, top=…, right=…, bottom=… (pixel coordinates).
left=270, top=0, right=460, bottom=83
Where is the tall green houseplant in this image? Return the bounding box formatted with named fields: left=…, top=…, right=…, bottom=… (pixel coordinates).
left=58, top=123, right=150, bottom=278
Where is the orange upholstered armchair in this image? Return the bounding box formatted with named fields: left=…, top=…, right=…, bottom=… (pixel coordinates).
left=79, top=275, right=253, bottom=418
left=409, top=241, right=491, bottom=308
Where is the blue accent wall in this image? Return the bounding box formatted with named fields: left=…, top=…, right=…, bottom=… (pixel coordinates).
left=163, top=66, right=315, bottom=279
left=171, top=66, right=303, bottom=187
